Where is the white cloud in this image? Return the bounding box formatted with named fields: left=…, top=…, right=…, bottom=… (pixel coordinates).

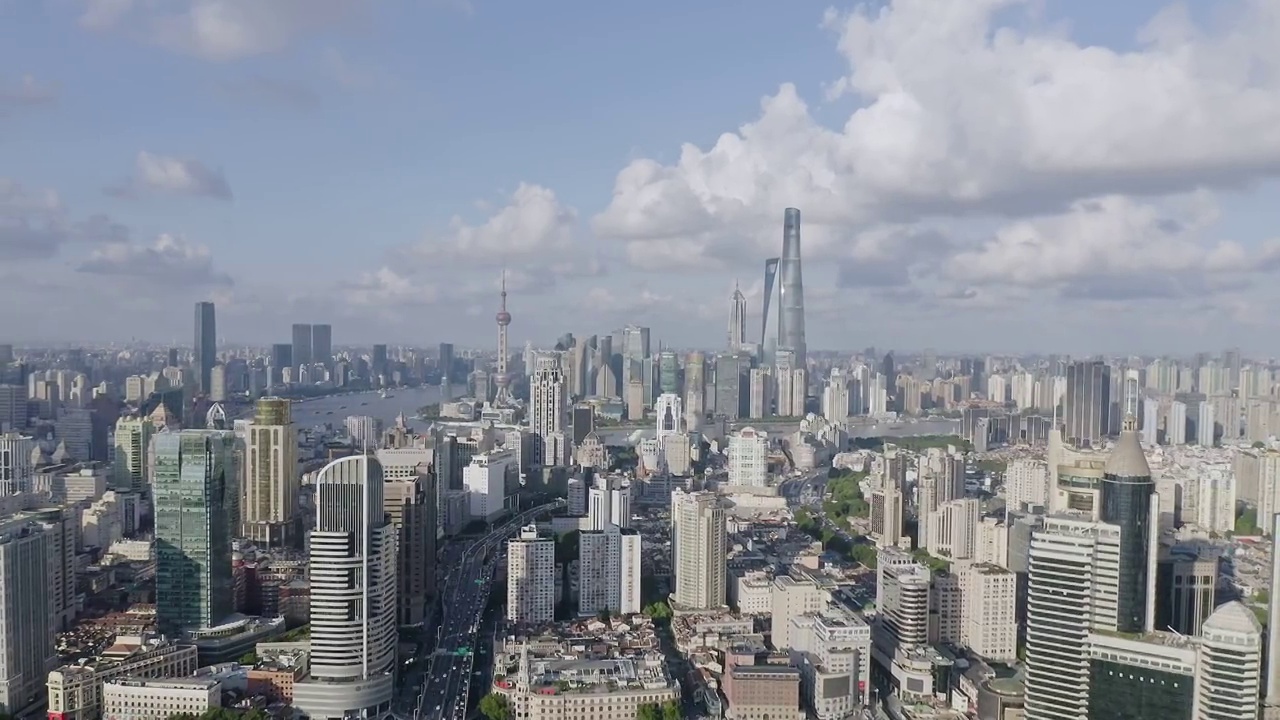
left=409, top=183, right=578, bottom=263
left=80, top=0, right=365, bottom=62
left=343, top=267, right=438, bottom=308
left=110, top=151, right=233, bottom=200
left=592, top=0, right=1280, bottom=273
left=77, top=233, right=232, bottom=285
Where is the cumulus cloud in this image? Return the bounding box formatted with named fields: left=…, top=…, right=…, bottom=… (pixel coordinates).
left=109, top=151, right=233, bottom=200
left=592, top=0, right=1280, bottom=275
left=0, top=74, right=57, bottom=116
left=80, top=0, right=366, bottom=62
left=407, top=183, right=578, bottom=263
left=77, top=233, right=233, bottom=286
left=0, top=179, right=127, bottom=259
left=342, top=267, right=438, bottom=308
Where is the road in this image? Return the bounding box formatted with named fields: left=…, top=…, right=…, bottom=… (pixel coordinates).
left=412, top=501, right=563, bottom=720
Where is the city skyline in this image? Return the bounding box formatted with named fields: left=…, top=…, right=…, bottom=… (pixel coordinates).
left=4, top=0, right=1280, bottom=352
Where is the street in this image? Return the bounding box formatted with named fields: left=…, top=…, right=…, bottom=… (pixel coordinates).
left=409, top=501, right=563, bottom=720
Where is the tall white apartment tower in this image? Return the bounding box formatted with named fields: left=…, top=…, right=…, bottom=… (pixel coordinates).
left=822, top=369, right=851, bottom=424
left=292, top=455, right=398, bottom=720
left=530, top=365, right=568, bottom=466
left=727, top=427, right=768, bottom=487
left=587, top=475, right=631, bottom=531
left=671, top=489, right=727, bottom=612
left=1197, top=402, right=1216, bottom=447
left=506, top=525, right=555, bottom=624
left=0, top=523, right=54, bottom=716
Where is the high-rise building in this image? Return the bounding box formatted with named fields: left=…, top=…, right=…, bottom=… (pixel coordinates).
left=507, top=524, right=555, bottom=624
left=153, top=430, right=235, bottom=633
left=1197, top=602, right=1263, bottom=720
left=1101, top=417, right=1156, bottom=633
left=269, top=343, right=292, bottom=385
left=671, top=489, right=726, bottom=612
left=311, top=324, right=333, bottom=368
left=242, top=397, right=298, bottom=546
left=112, top=416, right=153, bottom=494
left=494, top=272, right=515, bottom=406
left=1063, top=360, right=1111, bottom=447
left=684, top=352, right=706, bottom=426
left=578, top=526, right=642, bottom=617
left=530, top=364, right=568, bottom=466
left=0, top=432, right=35, bottom=494
left=0, top=522, right=55, bottom=716
left=727, top=427, right=768, bottom=487
left=657, top=350, right=679, bottom=396
left=371, top=344, right=389, bottom=381
left=777, top=208, right=807, bottom=367
left=1266, top=512, right=1280, bottom=709
left=761, top=257, right=780, bottom=349
left=822, top=370, right=851, bottom=423
left=193, top=302, right=216, bottom=396
left=728, top=283, right=747, bottom=350
left=714, top=352, right=749, bottom=420
left=290, top=324, right=313, bottom=368
left=294, top=455, right=397, bottom=720
left=383, top=471, right=436, bottom=626
left=438, top=342, right=455, bottom=385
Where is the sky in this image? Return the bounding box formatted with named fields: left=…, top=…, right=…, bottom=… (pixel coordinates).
left=3, top=0, right=1280, bottom=355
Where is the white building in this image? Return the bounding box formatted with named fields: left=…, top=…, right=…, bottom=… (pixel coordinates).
left=530, top=366, right=568, bottom=466
left=101, top=677, right=220, bottom=720
left=1196, top=601, right=1262, bottom=720
left=925, top=498, right=979, bottom=561
left=788, top=605, right=872, bottom=719
left=0, top=432, right=35, bottom=494
left=577, top=527, right=642, bottom=616
left=293, top=455, right=398, bottom=720
left=463, top=449, right=514, bottom=522
left=727, top=427, right=768, bottom=487
left=1197, top=402, right=1216, bottom=447
left=0, top=522, right=55, bottom=715
left=671, top=489, right=727, bottom=612
left=507, top=525, right=555, bottom=624
left=769, top=576, right=827, bottom=651
left=1005, top=458, right=1049, bottom=512
left=822, top=370, right=851, bottom=424
left=959, top=563, right=1017, bottom=663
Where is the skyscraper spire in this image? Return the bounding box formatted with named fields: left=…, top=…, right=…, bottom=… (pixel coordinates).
left=728, top=281, right=747, bottom=350
left=494, top=268, right=514, bottom=406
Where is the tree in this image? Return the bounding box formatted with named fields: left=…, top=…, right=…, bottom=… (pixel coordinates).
left=238, top=651, right=258, bottom=665
left=598, top=609, right=611, bottom=623
left=636, top=704, right=660, bottom=720
left=479, top=693, right=510, bottom=720
left=660, top=700, right=681, bottom=720
left=850, top=544, right=878, bottom=569
left=642, top=601, right=672, bottom=622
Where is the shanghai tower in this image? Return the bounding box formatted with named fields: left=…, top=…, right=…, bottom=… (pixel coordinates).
left=777, top=207, right=807, bottom=366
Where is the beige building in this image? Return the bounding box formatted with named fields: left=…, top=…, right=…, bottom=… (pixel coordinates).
left=494, top=650, right=678, bottom=720
left=724, top=664, right=804, bottom=720
left=383, top=474, right=436, bottom=625
left=47, top=637, right=198, bottom=720
left=960, top=563, right=1018, bottom=663
left=671, top=489, right=726, bottom=612
left=241, top=397, right=298, bottom=545
left=101, top=677, right=220, bottom=720
left=769, top=576, right=826, bottom=651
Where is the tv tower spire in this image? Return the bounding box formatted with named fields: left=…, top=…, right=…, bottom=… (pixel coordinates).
left=493, top=269, right=514, bottom=406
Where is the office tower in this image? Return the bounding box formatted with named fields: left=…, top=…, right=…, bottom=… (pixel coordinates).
left=153, top=430, right=235, bottom=632
left=506, top=524, right=555, bottom=624
left=242, top=397, right=299, bottom=546
left=748, top=367, right=772, bottom=419
left=311, top=324, right=333, bottom=367
left=463, top=449, right=514, bottom=522
left=728, top=282, right=747, bottom=349
left=1101, top=416, right=1156, bottom=632
left=621, top=325, right=651, bottom=365
left=294, top=456, right=397, bottom=720
left=878, top=563, right=931, bottom=648
left=384, top=473, right=436, bottom=626
left=194, top=301, right=216, bottom=396
left=925, top=498, right=979, bottom=561
left=112, top=417, right=153, bottom=494
left=714, top=352, right=749, bottom=420
left=654, top=393, right=683, bottom=441
left=371, top=344, right=388, bottom=380
left=0, top=345, right=10, bottom=364
left=1142, top=397, right=1160, bottom=445
left=870, top=483, right=904, bottom=549
left=1024, top=516, right=1123, bottom=719
left=1267, top=512, right=1280, bottom=709
left=776, top=208, right=807, bottom=366
left=269, top=344, right=292, bottom=385
left=438, top=342, right=455, bottom=383
left=958, top=563, right=1018, bottom=663
left=1063, top=360, right=1111, bottom=447
left=0, top=432, right=34, bottom=494
left=578, top=526, right=642, bottom=616
left=571, top=405, right=594, bottom=445
left=291, top=324, right=313, bottom=367
left=0, top=522, right=54, bottom=716
left=671, top=489, right=727, bottom=612
left=0, top=383, right=28, bottom=432
left=727, top=427, right=768, bottom=487
left=1197, top=602, right=1262, bottom=720
left=586, top=475, right=630, bottom=531
left=657, top=350, right=679, bottom=396
left=1005, top=458, right=1049, bottom=512
left=684, top=352, right=706, bottom=425
left=1166, top=400, right=1188, bottom=444
left=530, top=365, right=568, bottom=466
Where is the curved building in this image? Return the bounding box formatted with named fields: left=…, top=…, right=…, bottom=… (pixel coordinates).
left=777, top=208, right=806, bottom=366
left=293, top=455, right=397, bottom=720
left=1100, top=416, right=1155, bottom=632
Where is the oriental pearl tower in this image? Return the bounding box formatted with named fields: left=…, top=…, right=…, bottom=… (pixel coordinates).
left=493, top=270, right=514, bottom=406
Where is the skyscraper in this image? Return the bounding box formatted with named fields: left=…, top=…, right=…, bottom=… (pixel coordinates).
left=777, top=208, right=807, bottom=366
left=194, top=301, right=216, bottom=396
left=311, top=324, right=332, bottom=367
left=0, top=522, right=54, bottom=715
left=530, top=363, right=568, bottom=466
left=494, top=271, right=514, bottom=406
left=242, top=397, right=298, bottom=546
left=728, top=282, right=747, bottom=350
left=671, top=489, right=726, bottom=612
left=269, top=343, right=292, bottom=385
left=153, top=430, right=235, bottom=633
left=507, top=524, right=555, bottom=624
left=294, top=455, right=397, bottom=720
left=761, top=257, right=779, bottom=348
left=291, top=324, right=313, bottom=368
left=1063, top=360, right=1111, bottom=447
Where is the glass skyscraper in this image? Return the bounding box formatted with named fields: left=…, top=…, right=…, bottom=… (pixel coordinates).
left=1100, top=417, right=1155, bottom=632
left=193, top=301, right=216, bottom=396
left=153, top=429, right=235, bottom=633
left=777, top=208, right=807, bottom=367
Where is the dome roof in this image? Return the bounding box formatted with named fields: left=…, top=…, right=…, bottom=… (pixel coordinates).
left=1105, top=427, right=1151, bottom=478
left=1202, top=600, right=1262, bottom=635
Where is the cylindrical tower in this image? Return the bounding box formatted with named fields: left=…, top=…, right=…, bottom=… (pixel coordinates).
left=777, top=208, right=807, bottom=366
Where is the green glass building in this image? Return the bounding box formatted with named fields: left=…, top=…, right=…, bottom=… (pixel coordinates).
left=153, top=430, right=235, bottom=633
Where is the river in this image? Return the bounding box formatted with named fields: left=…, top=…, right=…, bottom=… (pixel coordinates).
left=289, top=386, right=450, bottom=428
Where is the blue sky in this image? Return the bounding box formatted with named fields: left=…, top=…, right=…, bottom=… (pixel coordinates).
left=4, top=0, right=1280, bottom=354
